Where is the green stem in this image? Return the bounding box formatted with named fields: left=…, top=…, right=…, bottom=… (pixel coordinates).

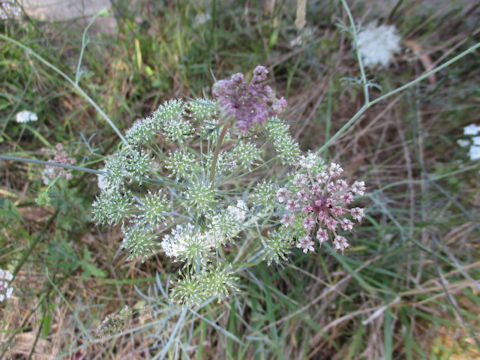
left=341, top=0, right=369, bottom=104
left=209, top=122, right=231, bottom=182
left=75, top=10, right=102, bottom=84
left=0, top=155, right=104, bottom=175
left=317, top=41, right=480, bottom=154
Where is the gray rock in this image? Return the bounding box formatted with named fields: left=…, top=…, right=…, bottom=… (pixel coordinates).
left=19, top=0, right=117, bottom=33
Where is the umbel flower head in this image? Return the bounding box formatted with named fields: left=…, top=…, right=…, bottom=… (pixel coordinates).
left=41, top=143, right=76, bottom=185
left=277, top=161, right=366, bottom=253
left=212, top=65, right=287, bottom=132
left=0, top=268, right=14, bottom=302
left=91, top=65, right=367, bottom=307
left=15, top=110, right=38, bottom=123
left=357, top=22, right=401, bottom=68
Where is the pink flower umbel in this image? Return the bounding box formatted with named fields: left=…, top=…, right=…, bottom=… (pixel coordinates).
left=41, top=143, right=76, bottom=185
left=297, top=236, right=315, bottom=253
left=278, top=162, right=366, bottom=253
left=212, top=65, right=287, bottom=132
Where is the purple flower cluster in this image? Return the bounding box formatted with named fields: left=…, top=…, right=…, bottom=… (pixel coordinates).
left=212, top=65, right=287, bottom=132
left=277, top=163, right=366, bottom=253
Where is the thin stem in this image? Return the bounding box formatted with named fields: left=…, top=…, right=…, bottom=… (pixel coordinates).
left=370, top=42, right=480, bottom=106
left=0, top=34, right=130, bottom=147
left=75, top=11, right=102, bottom=84
left=317, top=104, right=367, bottom=154
left=209, top=121, right=231, bottom=182
left=341, top=0, right=369, bottom=104
left=317, top=41, right=480, bottom=154
left=0, top=154, right=104, bottom=174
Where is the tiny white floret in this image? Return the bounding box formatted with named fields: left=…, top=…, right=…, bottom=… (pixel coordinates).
left=468, top=146, right=480, bottom=161
left=457, top=139, right=470, bottom=148
left=15, top=110, right=38, bottom=123
left=464, top=124, right=480, bottom=136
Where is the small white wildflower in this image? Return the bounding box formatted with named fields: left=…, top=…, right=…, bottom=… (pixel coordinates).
left=351, top=181, right=366, bottom=196
left=92, top=190, right=133, bottom=226
left=357, top=23, right=401, bottom=68
left=96, top=168, right=111, bottom=192
left=195, top=12, right=211, bottom=25
left=457, top=139, right=470, bottom=148
left=41, top=167, right=56, bottom=185
left=472, top=136, right=480, bottom=146
left=0, top=0, right=21, bottom=19
left=464, top=124, right=480, bottom=136
left=298, top=152, right=317, bottom=169
left=468, top=146, right=480, bottom=161
left=227, top=200, right=248, bottom=223
left=0, top=268, right=14, bottom=302
left=136, top=191, right=169, bottom=227
left=329, top=163, right=343, bottom=177
left=171, top=265, right=238, bottom=306
left=161, top=223, right=217, bottom=264
left=15, top=110, right=38, bottom=123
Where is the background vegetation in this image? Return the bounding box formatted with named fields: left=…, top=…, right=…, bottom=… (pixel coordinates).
left=1, top=0, right=479, bottom=358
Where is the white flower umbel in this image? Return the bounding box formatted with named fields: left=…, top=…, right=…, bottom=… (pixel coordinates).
left=457, top=139, right=470, bottom=148
left=468, top=146, right=480, bottom=161
left=227, top=200, right=248, bottom=223
left=0, top=0, right=21, bottom=20
left=458, top=125, right=480, bottom=160
left=161, top=223, right=217, bottom=265
left=298, top=151, right=324, bottom=171
left=357, top=23, right=401, bottom=68
left=15, top=110, right=38, bottom=123
left=463, top=124, right=480, bottom=136
left=97, top=168, right=110, bottom=191
left=0, top=269, right=14, bottom=302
